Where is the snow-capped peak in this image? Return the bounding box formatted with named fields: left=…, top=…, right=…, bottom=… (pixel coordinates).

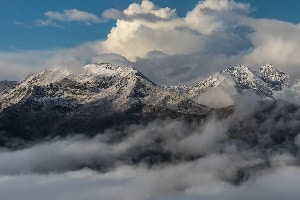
left=223, top=65, right=254, bottom=84
left=0, top=67, right=74, bottom=112
left=258, top=64, right=280, bottom=76
left=82, top=63, right=135, bottom=78
left=258, top=64, right=289, bottom=89
left=185, top=64, right=290, bottom=106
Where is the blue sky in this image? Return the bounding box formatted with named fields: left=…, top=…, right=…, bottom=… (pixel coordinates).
left=1, top=0, right=299, bottom=51
left=0, top=0, right=198, bottom=51
left=1, top=0, right=300, bottom=84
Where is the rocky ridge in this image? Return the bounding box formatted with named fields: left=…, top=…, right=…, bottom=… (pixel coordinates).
left=0, top=63, right=297, bottom=143
left=0, top=63, right=214, bottom=141
left=166, top=64, right=291, bottom=106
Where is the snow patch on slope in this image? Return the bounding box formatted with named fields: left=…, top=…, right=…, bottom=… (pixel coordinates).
left=0, top=63, right=183, bottom=113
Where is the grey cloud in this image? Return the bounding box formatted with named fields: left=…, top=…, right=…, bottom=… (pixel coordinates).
left=134, top=52, right=241, bottom=85
left=0, top=151, right=299, bottom=200
left=91, top=53, right=132, bottom=67
left=175, top=26, right=202, bottom=36
left=102, top=8, right=128, bottom=20
left=203, top=25, right=254, bottom=56
left=2, top=166, right=300, bottom=200
left=103, top=8, right=174, bottom=22
left=0, top=135, right=114, bottom=174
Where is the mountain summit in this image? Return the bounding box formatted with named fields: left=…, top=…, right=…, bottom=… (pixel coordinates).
left=191, top=64, right=289, bottom=98
left=166, top=64, right=290, bottom=107
left=0, top=63, right=213, bottom=141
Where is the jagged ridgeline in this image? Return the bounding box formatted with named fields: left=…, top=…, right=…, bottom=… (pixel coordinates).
left=0, top=63, right=298, bottom=145
left=0, top=63, right=218, bottom=141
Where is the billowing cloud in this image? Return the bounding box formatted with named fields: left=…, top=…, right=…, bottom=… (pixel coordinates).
left=185, top=0, right=250, bottom=34
left=101, top=0, right=252, bottom=60
left=243, top=18, right=300, bottom=75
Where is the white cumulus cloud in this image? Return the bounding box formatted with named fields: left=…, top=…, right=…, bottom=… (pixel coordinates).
left=101, top=0, right=251, bottom=60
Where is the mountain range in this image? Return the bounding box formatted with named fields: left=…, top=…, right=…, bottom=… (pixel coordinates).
left=0, top=63, right=299, bottom=147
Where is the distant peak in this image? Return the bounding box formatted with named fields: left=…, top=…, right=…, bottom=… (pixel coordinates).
left=258, top=64, right=281, bottom=75
left=222, top=65, right=255, bottom=80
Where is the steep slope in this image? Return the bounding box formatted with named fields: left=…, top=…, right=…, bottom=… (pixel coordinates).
left=257, top=64, right=289, bottom=91
left=0, top=68, right=74, bottom=112
left=0, top=63, right=213, bottom=140
left=0, top=81, right=17, bottom=94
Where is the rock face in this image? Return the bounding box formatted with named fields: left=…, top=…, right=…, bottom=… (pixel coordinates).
left=0, top=63, right=214, bottom=140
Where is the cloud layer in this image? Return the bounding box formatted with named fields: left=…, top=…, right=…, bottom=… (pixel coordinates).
left=1, top=97, right=300, bottom=199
